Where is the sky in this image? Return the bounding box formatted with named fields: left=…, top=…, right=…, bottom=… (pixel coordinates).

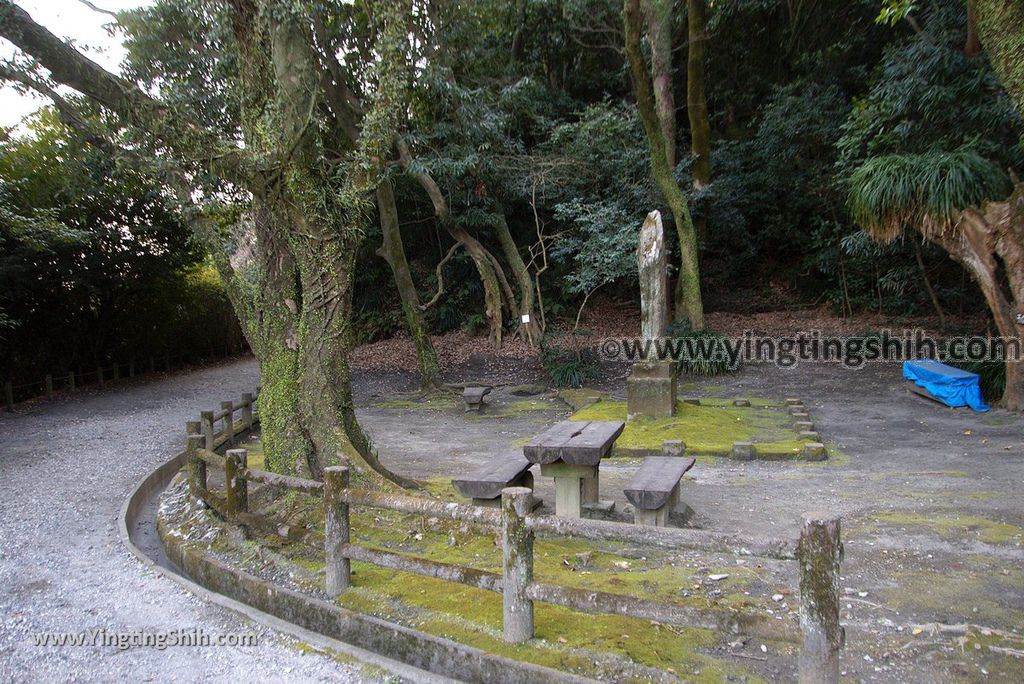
left=0, top=0, right=150, bottom=128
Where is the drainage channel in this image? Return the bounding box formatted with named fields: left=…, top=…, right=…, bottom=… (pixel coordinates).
left=118, top=451, right=453, bottom=684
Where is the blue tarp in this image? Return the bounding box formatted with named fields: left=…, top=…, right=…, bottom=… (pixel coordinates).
left=903, top=360, right=990, bottom=412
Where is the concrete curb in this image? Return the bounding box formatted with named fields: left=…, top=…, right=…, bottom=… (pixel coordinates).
left=117, top=448, right=453, bottom=683
left=120, top=449, right=597, bottom=684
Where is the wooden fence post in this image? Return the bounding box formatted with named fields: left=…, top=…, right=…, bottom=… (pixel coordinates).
left=501, top=486, right=535, bottom=643
left=112, top=363, right=120, bottom=381
left=68, top=372, right=75, bottom=391
left=225, top=449, right=248, bottom=516
left=200, top=410, right=215, bottom=451
left=221, top=400, right=235, bottom=445
left=4, top=381, right=12, bottom=412
left=186, top=420, right=201, bottom=437
left=187, top=432, right=207, bottom=497
left=241, top=393, right=254, bottom=430
left=324, top=465, right=351, bottom=596
left=798, top=512, right=843, bottom=684
left=97, top=366, right=105, bottom=387
left=45, top=374, right=53, bottom=401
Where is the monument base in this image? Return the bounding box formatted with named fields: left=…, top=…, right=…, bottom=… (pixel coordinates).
left=626, top=361, right=677, bottom=418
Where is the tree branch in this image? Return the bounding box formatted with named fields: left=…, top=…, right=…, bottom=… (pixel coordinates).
left=0, top=0, right=245, bottom=182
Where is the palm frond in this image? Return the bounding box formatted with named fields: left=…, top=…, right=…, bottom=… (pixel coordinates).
left=848, top=148, right=1007, bottom=243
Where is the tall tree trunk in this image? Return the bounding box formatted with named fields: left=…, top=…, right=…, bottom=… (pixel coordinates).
left=687, top=0, right=711, bottom=242
left=511, top=0, right=527, bottom=62
left=375, top=179, right=442, bottom=389
left=396, top=140, right=507, bottom=347
left=493, top=211, right=541, bottom=344
left=0, top=0, right=413, bottom=484
left=624, top=0, right=705, bottom=329
left=289, top=217, right=416, bottom=486
left=642, top=0, right=675, bottom=169
left=242, top=203, right=316, bottom=476
left=932, top=184, right=1024, bottom=409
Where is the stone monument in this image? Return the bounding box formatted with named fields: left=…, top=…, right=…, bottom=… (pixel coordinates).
left=626, top=210, right=677, bottom=418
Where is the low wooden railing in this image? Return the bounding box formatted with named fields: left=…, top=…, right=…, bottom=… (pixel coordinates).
left=3, top=349, right=248, bottom=412
left=185, top=407, right=844, bottom=683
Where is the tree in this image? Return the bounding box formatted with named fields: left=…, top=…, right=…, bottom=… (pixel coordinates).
left=686, top=0, right=711, bottom=241
left=623, top=0, right=704, bottom=328
left=849, top=149, right=1024, bottom=408
left=0, top=0, right=417, bottom=484
left=0, top=107, right=243, bottom=385
left=856, top=0, right=1024, bottom=408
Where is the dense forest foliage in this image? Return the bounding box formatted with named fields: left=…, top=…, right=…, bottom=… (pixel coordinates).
left=0, top=110, right=244, bottom=391
left=2, top=0, right=1022, bottom=477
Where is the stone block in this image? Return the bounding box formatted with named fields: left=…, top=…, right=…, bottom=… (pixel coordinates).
left=801, top=442, right=828, bottom=461
left=731, top=441, right=756, bottom=461
left=662, top=439, right=686, bottom=457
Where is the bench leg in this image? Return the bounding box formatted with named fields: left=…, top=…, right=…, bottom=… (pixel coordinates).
left=541, top=463, right=597, bottom=518
left=634, top=505, right=670, bottom=527
left=553, top=476, right=583, bottom=518
left=581, top=469, right=599, bottom=505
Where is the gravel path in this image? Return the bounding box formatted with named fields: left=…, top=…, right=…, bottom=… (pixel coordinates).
left=0, top=358, right=370, bottom=683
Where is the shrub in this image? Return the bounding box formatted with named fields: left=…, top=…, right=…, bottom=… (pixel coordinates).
left=540, top=332, right=599, bottom=388
left=667, top=321, right=736, bottom=377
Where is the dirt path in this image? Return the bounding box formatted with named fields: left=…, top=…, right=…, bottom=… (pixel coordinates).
left=0, top=358, right=370, bottom=683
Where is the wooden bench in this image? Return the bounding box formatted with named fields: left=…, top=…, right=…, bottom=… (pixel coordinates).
left=452, top=453, right=538, bottom=507
left=624, top=456, right=696, bottom=527
left=462, top=385, right=492, bottom=412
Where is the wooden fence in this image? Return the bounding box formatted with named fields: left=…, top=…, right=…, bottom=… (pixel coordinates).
left=184, top=402, right=843, bottom=684
left=3, top=349, right=248, bottom=413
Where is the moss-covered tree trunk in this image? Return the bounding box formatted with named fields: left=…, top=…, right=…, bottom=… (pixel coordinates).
left=375, top=179, right=442, bottom=389
left=493, top=212, right=541, bottom=344
left=687, top=0, right=711, bottom=242
left=289, top=220, right=416, bottom=486
left=624, top=0, right=705, bottom=329
left=642, top=0, right=675, bottom=169
left=0, top=0, right=413, bottom=485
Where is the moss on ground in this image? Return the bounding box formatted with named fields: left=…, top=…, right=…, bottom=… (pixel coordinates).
left=249, top=486, right=786, bottom=681
left=557, top=388, right=607, bottom=411
left=337, top=572, right=762, bottom=682
left=570, top=399, right=809, bottom=457
left=867, top=511, right=1024, bottom=546
left=882, top=557, right=1024, bottom=628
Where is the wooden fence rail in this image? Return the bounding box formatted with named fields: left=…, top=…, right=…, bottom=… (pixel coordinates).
left=3, top=348, right=250, bottom=413
left=185, top=416, right=844, bottom=683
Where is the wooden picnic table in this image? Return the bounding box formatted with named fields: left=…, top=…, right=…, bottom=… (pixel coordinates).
left=523, top=420, right=625, bottom=518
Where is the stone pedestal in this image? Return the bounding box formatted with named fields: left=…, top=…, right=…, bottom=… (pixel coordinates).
left=626, top=361, right=676, bottom=419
